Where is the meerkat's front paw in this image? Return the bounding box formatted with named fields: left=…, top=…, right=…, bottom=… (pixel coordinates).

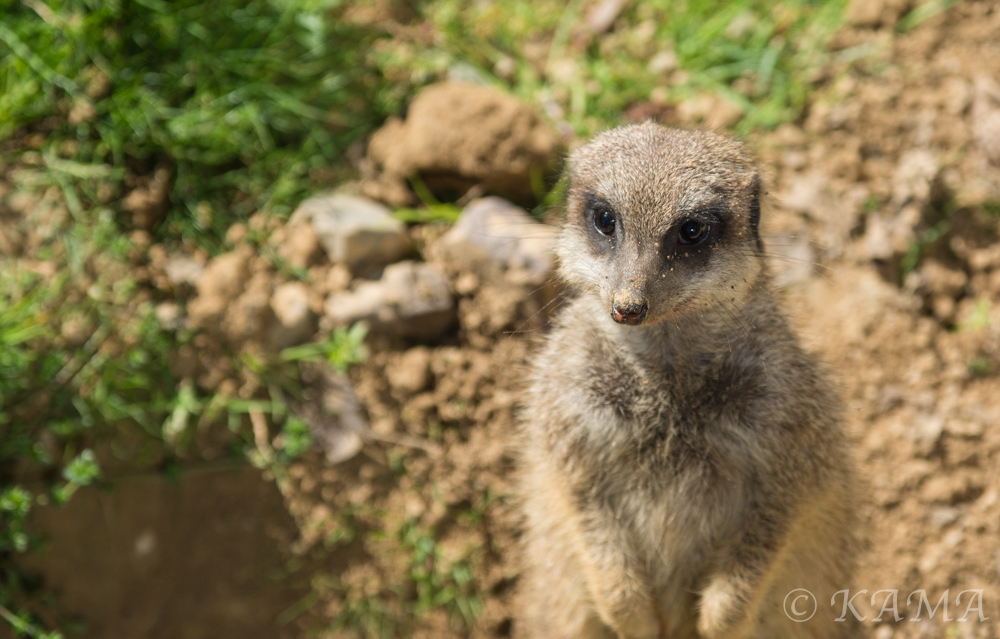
left=697, top=578, right=744, bottom=638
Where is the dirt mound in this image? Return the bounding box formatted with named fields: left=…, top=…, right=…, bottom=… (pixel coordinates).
left=755, top=3, right=1000, bottom=635
left=360, top=82, right=562, bottom=207
left=271, top=6, right=1000, bottom=637
left=280, top=243, right=558, bottom=638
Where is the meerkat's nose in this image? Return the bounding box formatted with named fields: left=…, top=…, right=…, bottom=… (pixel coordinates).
left=611, top=300, right=648, bottom=325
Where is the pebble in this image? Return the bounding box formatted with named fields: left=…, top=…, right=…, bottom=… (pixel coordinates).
left=324, top=261, right=454, bottom=339
left=291, top=193, right=410, bottom=275
left=269, top=281, right=316, bottom=349
left=387, top=347, right=433, bottom=395
left=437, top=196, right=557, bottom=282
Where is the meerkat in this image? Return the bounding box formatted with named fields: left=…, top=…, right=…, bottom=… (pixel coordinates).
left=516, top=123, right=857, bottom=639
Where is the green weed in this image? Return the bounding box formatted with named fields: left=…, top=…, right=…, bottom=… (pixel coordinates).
left=0, top=0, right=394, bottom=250
left=402, top=522, right=483, bottom=631
left=379, top=0, right=849, bottom=135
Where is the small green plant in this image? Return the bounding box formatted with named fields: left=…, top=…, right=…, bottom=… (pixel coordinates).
left=958, top=298, right=992, bottom=333
left=897, top=0, right=964, bottom=33
left=900, top=220, right=951, bottom=277
left=275, top=415, right=313, bottom=462
left=329, top=589, right=402, bottom=639
left=281, top=322, right=369, bottom=373
left=402, top=522, right=483, bottom=631
left=967, top=355, right=993, bottom=377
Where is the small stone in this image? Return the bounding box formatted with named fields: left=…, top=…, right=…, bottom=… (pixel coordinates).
left=846, top=0, right=883, bottom=27
left=647, top=50, right=678, bottom=75
left=922, top=473, right=982, bottom=505
left=269, top=281, right=316, bottom=349
left=68, top=97, right=97, bottom=125
left=222, top=271, right=276, bottom=345
left=437, top=197, right=558, bottom=282
left=60, top=314, right=90, bottom=346
left=874, top=625, right=894, bottom=639
left=943, top=76, right=972, bottom=116
left=324, top=264, right=352, bottom=293
left=928, top=506, right=961, bottom=527
left=769, top=237, right=815, bottom=288
left=971, top=76, right=1000, bottom=165
left=891, top=150, right=940, bottom=209
left=187, top=245, right=254, bottom=330
left=290, top=193, right=410, bottom=275
left=945, top=418, right=984, bottom=438
left=677, top=93, right=743, bottom=128
left=908, top=413, right=944, bottom=456
left=225, top=223, right=248, bottom=245
left=586, top=0, right=625, bottom=33
left=454, top=271, right=480, bottom=295
left=164, top=255, right=204, bottom=287
left=919, top=260, right=967, bottom=298
left=278, top=223, right=324, bottom=269
left=121, top=166, right=171, bottom=229
left=943, top=529, right=965, bottom=548
left=387, top=347, right=433, bottom=394
left=325, top=261, right=454, bottom=339
left=295, top=365, right=367, bottom=464
left=154, top=302, right=182, bottom=331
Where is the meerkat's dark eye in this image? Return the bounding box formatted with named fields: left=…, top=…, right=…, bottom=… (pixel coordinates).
left=593, top=209, right=616, bottom=236
left=678, top=219, right=709, bottom=245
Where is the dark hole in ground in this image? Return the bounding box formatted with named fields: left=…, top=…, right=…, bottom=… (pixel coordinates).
left=6, top=464, right=304, bottom=639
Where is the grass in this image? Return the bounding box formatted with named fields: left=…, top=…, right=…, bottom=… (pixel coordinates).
left=384, top=0, right=850, bottom=135
left=1, top=0, right=393, bottom=250
left=0, top=0, right=858, bottom=635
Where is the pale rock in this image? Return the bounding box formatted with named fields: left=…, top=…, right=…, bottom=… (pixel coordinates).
left=923, top=260, right=967, bottom=296
left=437, top=197, right=557, bottom=283
left=187, top=245, right=254, bottom=330
left=325, top=261, right=454, bottom=339
left=586, top=0, right=625, bottom=33
left=874, top=625, right=894, bottom=639
left=647, top=50, right=678, bottom=75
left=290, top=193, right=410, bottom=275
left=768, top=237, right=815, bottom=288
left=154, top=302, right=182, bottom=331
left=891, top=150, right=939, bottom=209
left=921, top=472, right=982, bottom=505
left=387, top=347, right=433, bottom=394
left=269, top=281, right=316, bottom=349
left=928, top=506, right=961, bottom=527
left=908, top=412, right=944, bottom=456
left=164, top=255, right=204, bottom=287
left=293, top=364, right=367, bottom=465
left=222, top=271, right=275, bottom=345
left=971, top=75, right=1000, bottom=164
left=277, top=222, right=324, bottom=269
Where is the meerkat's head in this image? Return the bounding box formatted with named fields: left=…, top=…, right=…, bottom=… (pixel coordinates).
left=557, top=123, right=766, bottom=326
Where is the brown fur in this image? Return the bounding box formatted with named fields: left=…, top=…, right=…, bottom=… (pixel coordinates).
left=516, top=124, right=858, bottom=639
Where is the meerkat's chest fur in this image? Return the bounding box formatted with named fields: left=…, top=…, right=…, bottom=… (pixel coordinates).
left=535, top=303, right=784, bottom=579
